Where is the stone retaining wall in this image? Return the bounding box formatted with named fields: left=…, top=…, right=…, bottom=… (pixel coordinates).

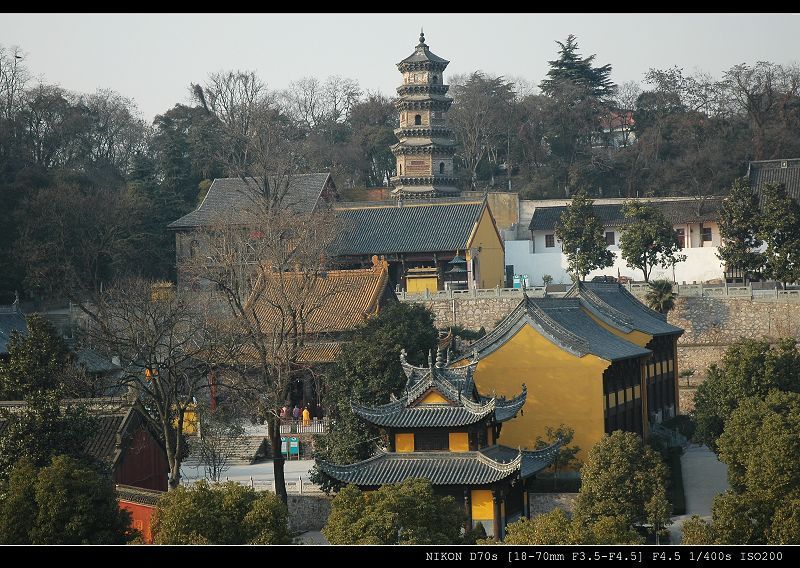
left=528, top=493, right=577, bottom=517
left=288, top=494, right=332, bottom=532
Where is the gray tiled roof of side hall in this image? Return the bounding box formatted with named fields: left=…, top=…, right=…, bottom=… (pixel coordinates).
left=529, top=198, right=725, bottom=231
left=333, top=201, right=484, bottom=256
left=0, top=306, right=27, bottom=355
left=456, top=297, right=650, bottom=363
left=567, top=282, right=684, bottom=338
left=168, top=174, right=331, bottom=229
left=749, top=159, right=800, bottom=204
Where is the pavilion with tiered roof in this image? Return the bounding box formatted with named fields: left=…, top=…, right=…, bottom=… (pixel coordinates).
left=316, top=335, right=560, bottom=539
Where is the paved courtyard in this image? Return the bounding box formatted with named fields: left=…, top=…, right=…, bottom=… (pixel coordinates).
left=180, top=459, right=317, bottom=489
left=668, top=444, right=729, bottom=544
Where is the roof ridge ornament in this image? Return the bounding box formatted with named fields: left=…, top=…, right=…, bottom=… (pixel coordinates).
left=418, top=29, right=426, bottom=47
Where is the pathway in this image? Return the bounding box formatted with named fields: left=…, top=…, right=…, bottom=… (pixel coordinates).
left=668, top=444, right=729, bottom=544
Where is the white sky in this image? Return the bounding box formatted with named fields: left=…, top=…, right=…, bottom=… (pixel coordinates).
left=2, top=13, right=799, bottom=122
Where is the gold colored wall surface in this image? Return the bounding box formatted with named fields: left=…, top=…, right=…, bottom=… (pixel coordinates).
left=468, top=206, right=505, bottom=289
left=406, top=276, right=439, bottom=294
left=395, top=433, right=415, bottom=452
left=473, top=325, right=609, bottom=461
left=471, top=489, right=494, bottom=521
left=449, top=432, right=469, bottom=452
left=418, top=390, right=449, bottom=404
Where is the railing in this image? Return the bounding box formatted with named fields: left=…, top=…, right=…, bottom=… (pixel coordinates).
left=185, top=476, right=324, bottom=494
left=626, top=282, right=800, bottom=302
left=398, top=282, right=800, bottom=303
left=398, top=286, right=547, bottom=301
left=279, top=418, right=329, bottom=435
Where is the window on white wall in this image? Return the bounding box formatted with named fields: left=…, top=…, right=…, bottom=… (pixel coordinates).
left=545, top=234, right=555, bottom=248
left=605, top=231, right=615, bottom=246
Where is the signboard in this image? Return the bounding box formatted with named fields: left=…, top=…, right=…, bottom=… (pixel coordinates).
left=289, top=437, right=300, bottom=457
left=280, top=437, right=288, bottom=455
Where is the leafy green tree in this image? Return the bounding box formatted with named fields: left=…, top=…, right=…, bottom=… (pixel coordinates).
left=540, top=35, right=615, bottom=101
left=767, top=499, right=800, bottom=544
left=645, top=279, right=677, bottom=314
left=151, top=481, right=290, bottom=544
left=758, top=182, right=800, bottom=287
left=692, top=338, right=800, bottom=451
left=717, top=177, right=764, bottom=280
left=680, top=515, right=715, bottom=544
left=0, top=456, right=132, bottom=544
left=619, top=200, right=686, bottom=282
left=575, top=431, right=670, bottom=532
left=0, top=393, right=95, bottom=481
left=323, top=478, right=464, bottom=544
left=503, top=510, right=641, bottom=545
left=554, top=191, right=614, bottom=280
left=697, top=391, right=800, bottom=544
left=0, top=314, right=74, bottom=398
left=535, top=424, right=581, bottom=490
left=311, top=303, right=437, bottom=488
left=503, top=509, right=581, bottom=545
left=716, top=391, right=800, bottom=498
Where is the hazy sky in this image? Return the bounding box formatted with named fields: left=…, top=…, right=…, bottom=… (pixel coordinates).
left=2, top=13, right=799, bottom=122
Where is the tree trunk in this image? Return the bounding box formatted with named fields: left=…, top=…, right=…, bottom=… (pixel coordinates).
left=269, top=419, right=288, bottom=505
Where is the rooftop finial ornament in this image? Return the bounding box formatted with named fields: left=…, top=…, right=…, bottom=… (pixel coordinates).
left=418, top=29, right=426, bottom=46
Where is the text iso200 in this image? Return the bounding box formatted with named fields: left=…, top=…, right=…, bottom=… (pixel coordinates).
left=741, top=552, right=783, bottom=561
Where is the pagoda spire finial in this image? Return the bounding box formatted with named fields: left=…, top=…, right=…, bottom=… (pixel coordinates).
left=418, top=29, right=426, bottom=47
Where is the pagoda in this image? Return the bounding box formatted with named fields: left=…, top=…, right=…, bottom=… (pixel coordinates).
left=316, top=336, right=560, bottom=539
left=390, top=31, right=460, bottom=197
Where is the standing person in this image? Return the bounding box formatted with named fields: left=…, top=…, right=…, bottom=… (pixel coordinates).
left=292, top=404, right=301, bottom=421
left=302, top=405, right=311, bottom=427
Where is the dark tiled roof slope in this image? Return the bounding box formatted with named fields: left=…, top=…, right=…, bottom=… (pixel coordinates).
left=116, top=485, right=163, bottom=506
left=334, top=201, right=483, bottom=255
left=529, top=198, right=725, bottom=231
left=454, top=297, right=651, bottom=363
left=566, top=282, right=684, bottom=337
left=749, top=159, right=800, bottom=204
left=316, top=443, right=558, bottom=486
left=168, top=174, right=332, bottom=229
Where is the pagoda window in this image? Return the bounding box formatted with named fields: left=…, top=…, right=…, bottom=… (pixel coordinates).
left=431, top=75, right=438, bottom=83
left=439, top=162, right=445, bottom=174
left=399, top=164, right=403, bottom=175
left=415, top=431, right=448, bottom=451
left=415, top=114, right=422, bottom=125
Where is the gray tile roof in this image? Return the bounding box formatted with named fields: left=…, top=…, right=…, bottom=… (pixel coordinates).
left=334, top=201, right=483, bottom=255
left=454, top=297, right=651, bottom=363
left=116, top=484, right=163, bottom=506
left=566, top=282, right=684, bottom=338
left=529, top=198, right=725, bottom=232
left=316, top=442, right=558, bottom=486
left=0, top=400, right=142, bottom=469
left=749, top=159, right=800, bottom=204
left=0, top=305, right=27, bottom=355
left=399, top=36, right=449, bottom=66
left=355, top=349, right=525, bottom=429
left=168, top=173, right=333, bottom=229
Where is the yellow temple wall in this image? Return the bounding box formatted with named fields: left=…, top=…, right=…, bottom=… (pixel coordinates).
left=406, top=275, right=439, bottom=294
left=449, top=432, right=469, bottom=452
left=472, top=325, right=609, bottom=462
left=418, top=391, right=449, bottom=404
left=467, top=206, right=505, bottom=289
left=395, top=433, right=414, bottom=452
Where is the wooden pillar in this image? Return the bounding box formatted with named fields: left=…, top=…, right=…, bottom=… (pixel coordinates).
left=400, top=256, right=407, bottom=292
left=524, top=486, right=530, bottom=519
left=464, top=488, right=472, bottom=533
left=492, top=490, right=501, bottom=541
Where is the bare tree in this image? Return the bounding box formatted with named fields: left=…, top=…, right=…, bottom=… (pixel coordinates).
left=195, top=404, right=246, bottom=483
left=89, top=278, right=228, bottom=489
left=181, top=202, right=343, bottom=504
left=0, top=44, right=29, bottom=121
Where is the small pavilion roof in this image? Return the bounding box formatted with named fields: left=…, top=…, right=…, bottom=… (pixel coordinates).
left=398, top=32, right=449, bottom=67
left=316, top=442, right=559, bottom=486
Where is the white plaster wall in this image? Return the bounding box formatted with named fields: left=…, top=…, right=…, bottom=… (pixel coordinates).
left=505, top=240, right=725, bottom=285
